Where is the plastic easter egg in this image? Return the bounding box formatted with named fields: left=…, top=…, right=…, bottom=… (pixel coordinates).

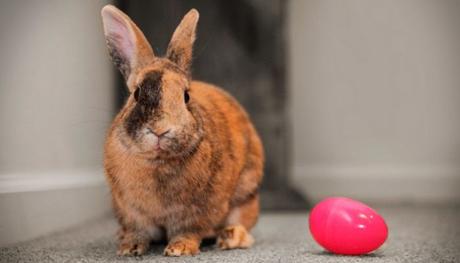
left=309, top=197, right=388, bottom=255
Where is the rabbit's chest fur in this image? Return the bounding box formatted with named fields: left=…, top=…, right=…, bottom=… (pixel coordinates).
left=106, top=133, right=237, bottom=229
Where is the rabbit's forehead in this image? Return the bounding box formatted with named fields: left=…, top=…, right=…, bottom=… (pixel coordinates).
left=135, top=63, right=188, bottom=90
left=135, top=70, right=187, bottom=94
left=162, top=71, right=189, bottom=90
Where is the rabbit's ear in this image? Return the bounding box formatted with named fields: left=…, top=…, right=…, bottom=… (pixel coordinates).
left=166, top=9, right=199, bottom=74
left=101, top=5, right=155, bottom=84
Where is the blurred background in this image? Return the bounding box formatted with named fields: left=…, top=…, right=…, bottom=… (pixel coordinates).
left=1, top=0, right=459, bottom=247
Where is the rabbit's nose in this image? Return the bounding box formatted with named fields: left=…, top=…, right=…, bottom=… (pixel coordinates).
left=146, top=127, right=171, bottom=138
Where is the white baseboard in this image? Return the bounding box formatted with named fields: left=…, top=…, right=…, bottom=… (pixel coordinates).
left=0, top=169, right=111, bottom=246
left=0, top=169, right=106, bottom=194
left=292, top=164, right=460, bottom=205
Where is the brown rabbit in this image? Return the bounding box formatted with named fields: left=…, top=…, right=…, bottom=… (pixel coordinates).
left=101, top=5, right=264, bottom=257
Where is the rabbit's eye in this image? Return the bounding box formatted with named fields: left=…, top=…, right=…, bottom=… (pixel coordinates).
left=184, top=91, right=190, bottom=103
left=133, top=87, right=140, bottom=101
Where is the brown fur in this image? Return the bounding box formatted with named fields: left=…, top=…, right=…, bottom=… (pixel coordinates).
left=101, top=5, right=264, bottom=257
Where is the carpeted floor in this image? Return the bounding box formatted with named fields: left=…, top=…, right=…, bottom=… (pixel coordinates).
left=1, top=206, right=459, bottom=263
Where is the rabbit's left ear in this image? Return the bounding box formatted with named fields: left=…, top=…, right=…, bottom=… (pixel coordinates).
left=166, top=9, right=199, bottom=74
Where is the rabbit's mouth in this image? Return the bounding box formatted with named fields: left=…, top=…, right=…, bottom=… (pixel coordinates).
left=134, top=130, right=202, bottom=160
left=153, top=138, right=171, bottom=152
left=140, top=127, right=174, bottom=151
left=131, top=129, right=177, bottom=157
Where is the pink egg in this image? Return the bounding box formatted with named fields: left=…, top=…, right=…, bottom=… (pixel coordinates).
left=309, top=197, right=388, bottom=255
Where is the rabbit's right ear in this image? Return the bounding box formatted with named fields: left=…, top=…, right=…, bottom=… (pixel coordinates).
left=101, top=5, right=155, bottom=86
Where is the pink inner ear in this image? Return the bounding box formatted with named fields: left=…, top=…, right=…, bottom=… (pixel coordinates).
left=102, top=11, right=135, bottom=62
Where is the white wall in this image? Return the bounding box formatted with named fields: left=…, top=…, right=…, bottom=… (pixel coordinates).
left=0, top=1, right=113, bottom=173
left=288, top=0, right=460, bottom=204
left=0, top=1, right=113, bottom=245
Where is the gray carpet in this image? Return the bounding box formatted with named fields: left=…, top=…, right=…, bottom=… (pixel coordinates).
left=1, top=206, right=459, bottom=262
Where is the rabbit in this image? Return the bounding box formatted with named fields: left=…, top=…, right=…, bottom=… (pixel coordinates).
left=101, top=5, right=264, bottom=257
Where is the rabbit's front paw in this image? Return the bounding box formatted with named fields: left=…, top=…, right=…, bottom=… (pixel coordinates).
left=164, top=238, right=200, bottom=256
left=217, top=225, right=254, bottom=250
left=117, top=240, right=149, bottom=256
